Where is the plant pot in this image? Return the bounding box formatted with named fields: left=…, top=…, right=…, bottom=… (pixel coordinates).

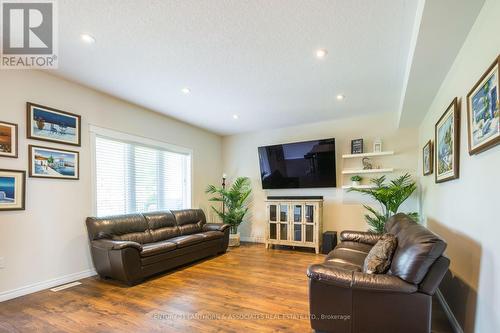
left=352, top=181, right=360, bottom=187
left=229, top=232, right=240, bottom=247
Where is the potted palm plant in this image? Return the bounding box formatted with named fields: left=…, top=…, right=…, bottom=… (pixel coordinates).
left=349, top=173, right=418, bottom=233
left=205, top=176, right=252, bottom=247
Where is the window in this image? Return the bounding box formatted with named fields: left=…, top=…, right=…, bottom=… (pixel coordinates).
left=91, top=127, right=191, bottom=217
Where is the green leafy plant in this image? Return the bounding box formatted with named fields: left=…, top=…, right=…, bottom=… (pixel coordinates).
left=350, top=175, right=362, bottom=182
left=349, top=173, right=418, bottom=233
left=205, top=177, right=252, bottom=234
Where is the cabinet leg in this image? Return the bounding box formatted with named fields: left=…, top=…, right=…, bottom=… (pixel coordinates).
left=315, top=246, right=320, bottom=254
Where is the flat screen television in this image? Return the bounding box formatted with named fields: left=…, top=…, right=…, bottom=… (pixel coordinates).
left=258, top=138, right=336, bottom=189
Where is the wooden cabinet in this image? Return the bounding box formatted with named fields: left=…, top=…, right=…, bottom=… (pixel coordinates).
left=265, top=199, right=323, bottom=254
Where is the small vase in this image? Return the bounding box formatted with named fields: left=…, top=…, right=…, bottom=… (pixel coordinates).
left=229, top=232, right=240, bottom=247
left=352, top=181, right=360, bottom=187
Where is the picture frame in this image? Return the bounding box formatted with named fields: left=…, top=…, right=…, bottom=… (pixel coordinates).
left=0, top=121, right=18, bottom=158
left=27, top=102, right=81, bottom=147
left=29, top=145, right=80, bottom=180
left=422, top=140, right=433, bottom=176
left=466, top=55, right=500, bottom=155
left=435, top=98, right=460, bottom=183
left=373, top=139, right=382, bottom=153
left=351, top=139, right=363, bottom=154
left=0, top=169, right=26, bottom=211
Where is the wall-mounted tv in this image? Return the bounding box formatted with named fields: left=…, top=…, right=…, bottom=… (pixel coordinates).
left=258, top=138, right=336, bottom=189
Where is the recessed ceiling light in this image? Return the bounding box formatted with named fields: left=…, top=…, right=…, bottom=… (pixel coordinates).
left=80, top=33, right=95, bottom=44
left=336, top=94, right=345, bottom=100
left=316, top=48, right=328, bottom=59
left=232, top=114, right=239, bottom=120
left=181, top=87, right=191, bottom=94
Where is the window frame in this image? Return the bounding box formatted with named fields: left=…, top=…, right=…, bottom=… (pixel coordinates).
left=89, top=125, right=193, bottom=216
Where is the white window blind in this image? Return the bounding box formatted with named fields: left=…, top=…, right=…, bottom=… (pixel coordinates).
left=94, top=135, right=191, bottom=217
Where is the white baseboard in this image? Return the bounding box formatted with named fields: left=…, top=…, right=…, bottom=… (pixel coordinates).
left=0, top=269, right=96, bottom=303
left=436, top=288, right=463, bottom=333
left=240, top=236, right=266, bottom=243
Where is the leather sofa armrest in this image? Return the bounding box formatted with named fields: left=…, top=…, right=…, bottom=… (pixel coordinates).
left=307, top=264, right=417, bottom=294
left=307, top=264, right=353, bottom=288
left=340, top=230, right=382, bottom=245
left=92, top=239, right=142, bottom=251
left=352, top=272, right=417, bottom=293
left=203, top=223, right=230, bottom=232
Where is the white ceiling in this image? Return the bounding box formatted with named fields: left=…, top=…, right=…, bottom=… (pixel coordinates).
left=398, top=0, right=485, bottom=127
left=53, top=0, right=421, bottom=135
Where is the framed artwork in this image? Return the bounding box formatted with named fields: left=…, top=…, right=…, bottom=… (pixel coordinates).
left=27, top=102, right=81, bottom=146
left=29, top=145, right=79, bottom=180
left=466, top=55, right=500, bottom=155
left=0, top=121, right=18, bottom=158
left=0, top=169, right=26, bottom=211
left=373, top=139, right=382, bottom=153
left=435, top=98, right=460, bottom=183
left=422, top=140, right=433, bottom=176
left=351, top=139, right=363, bottom=154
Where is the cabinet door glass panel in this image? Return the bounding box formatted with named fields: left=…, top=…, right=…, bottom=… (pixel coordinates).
left=293, top=205, right=302, bottom=223
left=269, top=223, right=277, bottom=240
left=269, top=205, right=277, bottom=222
left=280, top=205, right=288, bottom=222
left=305, top=225, right=314, bottom=242
left=293, top=224, right=302, bottom=242
left=305, top=205, right=314, bottom=223
left=280, top=224, right=288, bottom=240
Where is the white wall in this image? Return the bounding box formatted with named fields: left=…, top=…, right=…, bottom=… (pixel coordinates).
left=417, top=0, right=500, bottom=331
left=0, top=70, right=222, bottom=300
left=222, top=112, right=418, bottom=242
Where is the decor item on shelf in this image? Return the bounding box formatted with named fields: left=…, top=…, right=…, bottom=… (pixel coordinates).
left=205, top=176, right=252, bottom=247
left=28, top=145, right=80, bottom=180
left=348, top=173, right=418, bottom=233
left=362, top=157, right=372, bottom=170
left=373, top=138, right=382, bottom=153
left=0, top=121, right=18, bottom=158
left=422, top=140, right=433, bottom=176
left=27, top=102, right=81, bottom=146
left=0, top=169, right=26, bottom=211
left=435, top=98, right=460, bottom=183
left=350, top=175, right=362, bottom=187
left=466, top=55, right=500, bottom=155
left=351, top=138, right=363, bottom=154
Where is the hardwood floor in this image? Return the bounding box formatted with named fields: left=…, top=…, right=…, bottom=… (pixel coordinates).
left=0, top=243, right=452, bottom=333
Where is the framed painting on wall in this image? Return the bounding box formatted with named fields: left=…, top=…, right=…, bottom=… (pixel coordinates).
left=0, top=121, right=18, bottom=158
left=435, top=98, right=460, bottom=183
left=0, top=169, right=26, bottom=211
left=422, top=140, right=433, bottom=176
left=29, top=145, right=80, bottom=180
left=466, top=55, right=500, bottom=155
left=27, top=102, right=81, bottom=146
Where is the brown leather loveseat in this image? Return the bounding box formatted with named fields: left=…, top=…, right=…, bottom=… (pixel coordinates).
left=86, top=209, right=230, bottom=285
left=307, top=213, right=449, bottom=333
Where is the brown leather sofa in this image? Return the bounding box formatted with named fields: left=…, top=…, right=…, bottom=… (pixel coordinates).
left=307, top=213, right=449, bottom=333
left=86, top=209, right=230, bottom=285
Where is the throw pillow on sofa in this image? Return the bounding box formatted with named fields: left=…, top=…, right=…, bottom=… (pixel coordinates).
left=363, top=233, right=398, bottom=274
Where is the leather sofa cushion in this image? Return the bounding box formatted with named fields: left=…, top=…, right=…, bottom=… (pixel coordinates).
left=86, top=213, right=153, bottom=244
left=363, top=233, right=398, bottom=274
left=172, top=209, right=206, bottom=235
left=325, top=248, right=367, bottom=269
left=168, top=234, right=205, bottom=248
left=141, top=241, right=177, bottom=257
left=141, top=238, right=222, bottom=266
left=143, top=211, right=180, bottom=242
left=389, top=216, right=447, bottom=284
left=335, top=241, right=373, bottom=254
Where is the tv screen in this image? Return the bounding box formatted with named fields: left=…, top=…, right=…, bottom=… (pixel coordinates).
left=258, top=138, right=336, bottom=189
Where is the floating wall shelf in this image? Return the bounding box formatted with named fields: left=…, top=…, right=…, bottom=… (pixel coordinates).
left=341, top=185, right=377, bottom=189
left=342, top=151, right=394, bottom=159
left=342, top=168, right=394, bottom=175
